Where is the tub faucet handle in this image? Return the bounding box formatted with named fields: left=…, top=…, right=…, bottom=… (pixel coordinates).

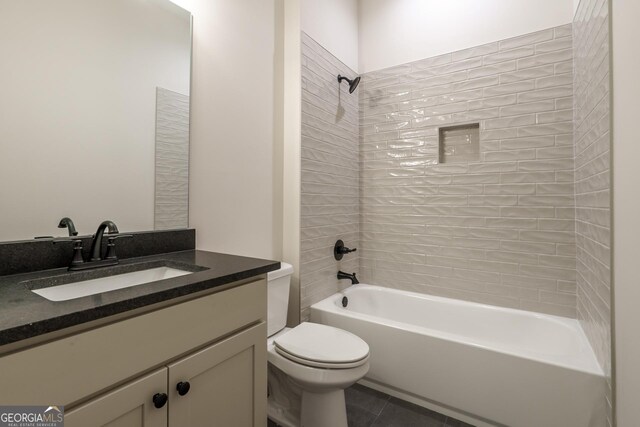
left=334, top=240, right=357, bottom=260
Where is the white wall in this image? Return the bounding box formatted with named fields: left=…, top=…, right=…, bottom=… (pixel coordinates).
left=358, top=0, right=575, bottom=72
left=0, top=0, right=190, bottom=241
left=173, top=0, right=280, bottom=260
left=612, top=1, right=640, bottom=424
left=301, top=0, right=359, bottom=72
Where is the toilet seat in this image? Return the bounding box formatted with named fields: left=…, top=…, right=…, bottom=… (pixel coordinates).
left=274, top=322, right=369, bottom=369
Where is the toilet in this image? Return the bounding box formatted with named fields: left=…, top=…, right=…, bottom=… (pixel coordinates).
left=267, top=263, right=370, bottom=427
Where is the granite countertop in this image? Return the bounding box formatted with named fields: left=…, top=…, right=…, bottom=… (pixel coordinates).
left=0, top=250, right=279, bottom=348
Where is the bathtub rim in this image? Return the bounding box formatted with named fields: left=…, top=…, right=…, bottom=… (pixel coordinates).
left=311, top=284, right=604, bottom=377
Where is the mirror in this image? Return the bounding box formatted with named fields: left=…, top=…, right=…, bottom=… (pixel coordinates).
left=0, top=0, right=192, bottom=242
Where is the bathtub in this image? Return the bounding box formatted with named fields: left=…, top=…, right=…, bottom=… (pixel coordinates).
left=310, top=284, right=605, bottom=427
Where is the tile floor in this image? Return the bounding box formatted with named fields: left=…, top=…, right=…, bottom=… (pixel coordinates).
left=268, top=384, right=475, bottom=427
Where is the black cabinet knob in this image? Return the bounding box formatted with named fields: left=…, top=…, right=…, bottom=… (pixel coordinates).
left=176, top=381, right=191, bottom=396
left=152, top=393, right=168, bottom=408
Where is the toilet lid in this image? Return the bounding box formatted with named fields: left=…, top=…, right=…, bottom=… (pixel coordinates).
left=274, top=322, right=369, bottom=368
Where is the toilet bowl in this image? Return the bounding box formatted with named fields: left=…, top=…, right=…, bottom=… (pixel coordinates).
left=267, top=263, right=370, bottom=427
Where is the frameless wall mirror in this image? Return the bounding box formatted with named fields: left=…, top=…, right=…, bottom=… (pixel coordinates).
left=0, top=0, right=192, bottom=242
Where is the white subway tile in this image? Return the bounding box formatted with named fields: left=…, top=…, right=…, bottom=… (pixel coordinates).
left=499, top=29, right=554, bottom=51
left=518, top=195, right=576, bottom=206
left=484, top=46, right=536, bottom=65
left=536, top=73, right=573, bottom=89
left=517, top=86, right=573, bottom=102
left=452, top=42, right=499, bottom=62
left=520, top=264, right=576, bottom=281
left=484, top=149, right=536, bottom=162
left=517, top=122, right=573, bottom=137
left=500, top=207, right=556, bottom=218
left=517, top=49, right=573, bottom=69
left=484, top=81, right=536, bottom=97
left=537, top=109, right=574, bottom=124
left=500, top=100, right=555, bottom=117
left=500, top=240, right=556, bottom=256
left=500, top=64, right=555, bottom=84
left=485, top=114, right=537, bottom=130
left=554, top=24, right=573, bottom=39
left=468, top=61, right=516, bottom=79
left=520, top=230, right=575, bottom=243
left=536, top=37, right=573, bottom=54
left=484, top=184, right=537, bottom=194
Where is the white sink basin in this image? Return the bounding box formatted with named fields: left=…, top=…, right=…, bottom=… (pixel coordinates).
left=32, top=267, right=192, bottom=301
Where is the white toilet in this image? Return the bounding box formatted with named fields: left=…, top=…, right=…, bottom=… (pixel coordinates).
left=267, top=263, right=370, bottom=427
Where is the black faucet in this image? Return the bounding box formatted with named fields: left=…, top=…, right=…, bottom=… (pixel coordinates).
left=337, top=271, right=359, bottom=285
left=90, top=220, right=119, bottom=261
left=58, top=217, right=78, bottom=236
left=60, top=220, right=132, bottom=271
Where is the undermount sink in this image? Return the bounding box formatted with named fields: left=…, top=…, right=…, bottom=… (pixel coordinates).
left=31, top=267, right=193, bottom=302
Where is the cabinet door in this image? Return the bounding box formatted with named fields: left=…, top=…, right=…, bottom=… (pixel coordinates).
left=168, top=322, right=267, bottom=427
left=65, top=368, right=168, bottom=427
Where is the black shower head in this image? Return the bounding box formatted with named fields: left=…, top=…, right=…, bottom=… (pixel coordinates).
left=337, top=74, right=361, bottom=94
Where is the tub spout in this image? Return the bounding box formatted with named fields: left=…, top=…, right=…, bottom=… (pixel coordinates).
left=337, top=271, right=359, bottom=285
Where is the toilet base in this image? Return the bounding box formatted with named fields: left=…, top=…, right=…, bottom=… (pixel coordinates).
left=301, top=389, right=348, bottom=427
left=268, top=362, right=353, bottom=427
left=268, top=363, right=301, bottom=427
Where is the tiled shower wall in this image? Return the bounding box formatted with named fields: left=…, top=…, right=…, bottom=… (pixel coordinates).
left=300, top=33, right=359, bottom=321
left=574, top=0, right=612, bottom=423
left=359, top=25, right=578, bottom=317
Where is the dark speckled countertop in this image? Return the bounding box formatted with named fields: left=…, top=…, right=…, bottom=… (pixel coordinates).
left=0, top=250, right=279, bottom=348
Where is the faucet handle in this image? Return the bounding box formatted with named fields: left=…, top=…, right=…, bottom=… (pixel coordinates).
left=105, top=234, right=133, bottom=260
left=53, top=238, right=85, bottom=267
left=70, top=239, right=85, bottom=267
left=334, top=240, right=357, bottom=260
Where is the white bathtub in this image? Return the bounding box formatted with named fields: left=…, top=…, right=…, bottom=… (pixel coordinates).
left=310, top=284, right=605, bottom=427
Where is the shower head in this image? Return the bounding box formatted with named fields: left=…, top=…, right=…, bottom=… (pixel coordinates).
left=337, top=74, right=361, bottom=94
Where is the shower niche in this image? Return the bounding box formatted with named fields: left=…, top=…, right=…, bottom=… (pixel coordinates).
left=438, top=123, right=480, bottom=164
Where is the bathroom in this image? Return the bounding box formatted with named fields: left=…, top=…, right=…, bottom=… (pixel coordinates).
left=0, top=0, right=638, bottom=426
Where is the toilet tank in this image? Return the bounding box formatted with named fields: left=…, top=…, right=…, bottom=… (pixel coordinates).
left=267, top=262, right=294, bottom=337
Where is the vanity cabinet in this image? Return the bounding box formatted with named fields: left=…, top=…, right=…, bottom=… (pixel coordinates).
left=65, top=323, right=266, bottom=427
left=0, top=278, right=268, bottom=427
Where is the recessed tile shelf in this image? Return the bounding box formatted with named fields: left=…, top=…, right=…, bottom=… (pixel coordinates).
left=438, top=123, right=480, bottom=164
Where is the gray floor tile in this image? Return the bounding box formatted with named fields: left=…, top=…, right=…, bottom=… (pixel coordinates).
left=347, top=403, right=382, bottom=427
left=371, top=397, right=447, bottom=427
left=269, top=384, right=474, bottom=427
left=345, top=383, right=390, bottom=416
left=444, top=417, right=475, bottom=427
